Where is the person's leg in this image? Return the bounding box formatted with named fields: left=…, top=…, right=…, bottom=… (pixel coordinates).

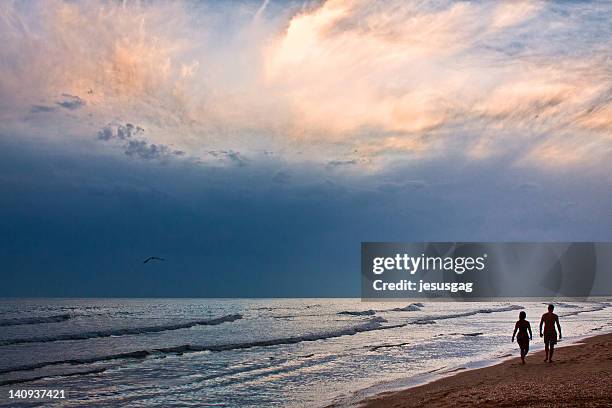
left=520, top=347, right=526, bottom=364
left=544, top=342, right=549, bottom=362
left=549, top=344, right=554, bottom=362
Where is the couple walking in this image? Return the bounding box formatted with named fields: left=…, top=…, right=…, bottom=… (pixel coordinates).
left=511, top=304, right=562, bottom=364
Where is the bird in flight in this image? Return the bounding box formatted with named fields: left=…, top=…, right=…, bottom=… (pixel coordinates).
left=143, top=256, right=165, bottom=264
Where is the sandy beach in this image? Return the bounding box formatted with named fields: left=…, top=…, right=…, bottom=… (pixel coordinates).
left=361, top=333, right=612, bottom=408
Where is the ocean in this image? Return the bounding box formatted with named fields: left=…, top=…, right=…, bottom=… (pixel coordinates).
left=1, top=299, right=611, bottom=407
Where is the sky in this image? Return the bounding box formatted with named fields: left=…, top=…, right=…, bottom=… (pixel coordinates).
left=0, top=0, right=611, bottom=297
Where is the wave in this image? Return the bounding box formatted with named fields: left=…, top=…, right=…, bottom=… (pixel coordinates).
left=560, top=303, right=609, bottom=317
left=0, top=367, right=107, bottom=387
left=254, top=304, right=321, bottom=311
left=388, top=303, right=422, bottom=312
left=437, top=332, right=484, bottom=337
left=157, top=316, right=397, bottom=353
left=339, top=302, right=424, bottom=316
left=0, top=314, right=242, bottom=347
left=0, top=350, right=152, bottom=375
left=0, top=314, right=72, bottom=327
left=0, top=317, right=401, bottom=375
left=411, top=304, right=524, bottom=325
left=545, top=302, right=581, bottom=309
left=271, top=313, right=325, bottom=319
left=337, top=310, right=376, bottom=316
left=369, top=342, right=410, bottom=351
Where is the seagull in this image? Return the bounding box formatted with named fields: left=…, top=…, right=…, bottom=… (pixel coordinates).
left=143, top=256, right=165, bottom=264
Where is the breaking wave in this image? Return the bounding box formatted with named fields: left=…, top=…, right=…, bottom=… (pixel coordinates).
left=159, top=316, right=397, bottom=353
left=339, top=302, right=424, bottom=316
left=337, top=310, right=376, bottom=316
left=0, top=314, right=72, bottom=327
left=545, top=302, right=581, bottom=309
left=0, top=368, right=107, bottom=386
left=388, top=303, right=423, bottom=312
left=560, top=303, right=609, bottom=317
left=0, top=317, right=401, bottom=375
left=411, top=305, right=524, bottom=325
left=0, top=314, right=242, bottom=346
left=369, top=342, right=410, bottom=351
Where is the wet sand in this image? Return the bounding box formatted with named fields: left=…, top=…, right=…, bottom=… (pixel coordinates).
left=361, top=333, right=612, bottom=408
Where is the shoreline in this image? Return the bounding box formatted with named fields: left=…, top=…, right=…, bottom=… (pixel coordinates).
left=357, top=332, right=612, bottom=407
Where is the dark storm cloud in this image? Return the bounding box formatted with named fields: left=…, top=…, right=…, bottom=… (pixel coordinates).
left=1, top=137, right=611, bottom=297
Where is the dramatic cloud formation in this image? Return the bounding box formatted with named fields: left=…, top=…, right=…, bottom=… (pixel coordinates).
left=0, top=0, right=610, bottom=172
left=0, top=1, right=611, bottom=296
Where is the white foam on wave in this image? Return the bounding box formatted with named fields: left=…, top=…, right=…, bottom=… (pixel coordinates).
left=0, top=314, right=243, bottom=346
left=411, top=304, right=524, bottom=325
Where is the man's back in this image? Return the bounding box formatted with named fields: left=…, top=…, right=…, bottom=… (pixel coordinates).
left=540, top=305, right=562, bottom=363
left=541, top=312, right=559, bottom=334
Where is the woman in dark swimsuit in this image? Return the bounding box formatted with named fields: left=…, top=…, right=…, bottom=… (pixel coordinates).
left=512, top=311, right=533, bottom=364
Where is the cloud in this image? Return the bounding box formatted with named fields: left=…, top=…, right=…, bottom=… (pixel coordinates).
left=124, top=139, right=171, bottom=160
left=1, top=1, right=610, bottom=298
left=97, top=123, right=144, bottom=141
left=0, top=0, right=611, bottom=174
left=56, top=93, right=85, bottom=110
left=96, top=122, right=183, bottom=161
left=207, top=150, right=248, bottom=167
left=30, top=105, right=57, bottom=114
left=327, top=159, right=357, bottom=167
left=1, top=136, right=610, bottom=296
left=96, top=126, right=113, bottom=141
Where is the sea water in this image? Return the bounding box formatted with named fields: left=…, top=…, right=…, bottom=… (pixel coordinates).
left=1, top=299, right=611, bottom=407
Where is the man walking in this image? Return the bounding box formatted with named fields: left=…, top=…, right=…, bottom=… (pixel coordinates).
left=540, top=304, right=562, bottom=363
